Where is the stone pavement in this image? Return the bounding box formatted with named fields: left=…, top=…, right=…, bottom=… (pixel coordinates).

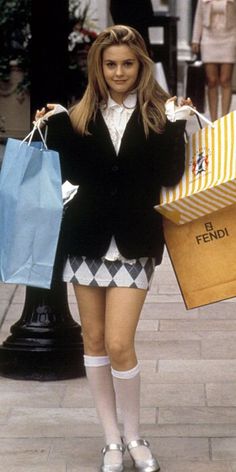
left=0, top=97, right=236, bottom=471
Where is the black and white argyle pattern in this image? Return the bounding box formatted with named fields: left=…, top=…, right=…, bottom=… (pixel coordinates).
left=63, top=256, right=155, bottom=290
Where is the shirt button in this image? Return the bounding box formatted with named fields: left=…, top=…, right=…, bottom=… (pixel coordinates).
left=112, top=165, right=119, bottom=172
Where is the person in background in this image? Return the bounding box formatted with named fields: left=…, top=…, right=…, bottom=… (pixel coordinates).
left=36, top=25, right=191, bottom=472
left=110, top=0, right=154, bottom=54
left=191, top=0, right=236, bottom=121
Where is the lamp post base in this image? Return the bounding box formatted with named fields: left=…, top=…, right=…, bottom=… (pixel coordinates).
left=0, top=346, right=85, bottom=380
left=0, top=281, right=85, bottom=380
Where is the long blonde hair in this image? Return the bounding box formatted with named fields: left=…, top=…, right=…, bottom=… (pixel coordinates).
left=70, top=24, right=169, bottom=136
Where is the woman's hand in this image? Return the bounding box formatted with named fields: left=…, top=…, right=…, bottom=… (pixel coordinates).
left=165, top=96, right=195, bottom=122
left=179, top=97, right=194, bottom=108
left=34, top=103, right=59, bottom=122
left=191, top=42, right=200, bottom=55
left=167, top=96, right=194, bottom=108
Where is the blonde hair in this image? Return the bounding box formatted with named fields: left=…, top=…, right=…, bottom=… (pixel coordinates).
left=70, top=24, right=170, bottom=136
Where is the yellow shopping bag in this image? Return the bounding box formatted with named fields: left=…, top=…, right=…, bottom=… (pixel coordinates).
left=155, top=111, right=236, bottom=225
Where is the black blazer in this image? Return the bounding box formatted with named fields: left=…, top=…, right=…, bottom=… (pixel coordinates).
left=47, top=109, right=186, bottom=265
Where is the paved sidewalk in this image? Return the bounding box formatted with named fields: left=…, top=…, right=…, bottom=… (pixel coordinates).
left=0, top=96, right=236, bottom=471
left=1, top=251, right=236, bottom=472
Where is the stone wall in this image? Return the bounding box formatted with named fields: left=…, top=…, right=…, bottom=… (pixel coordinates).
left=0, top=66, right=30, bottom=140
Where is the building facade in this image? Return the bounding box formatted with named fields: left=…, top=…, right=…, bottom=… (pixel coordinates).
left=87, top=0, right=195, bottom=59
left=89, top=0, right=235, bottom=94
left=86, top=0, right=197, bottom=94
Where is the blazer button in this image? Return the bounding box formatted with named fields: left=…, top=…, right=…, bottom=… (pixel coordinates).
left=112, top=164, right=119, bottom=172
left=111, top=189, right=117, bottom=196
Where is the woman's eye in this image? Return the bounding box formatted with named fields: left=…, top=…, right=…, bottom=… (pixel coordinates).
left=106, top=62, right=115, bottom=68
left=124, top=61, right=134, bottom=67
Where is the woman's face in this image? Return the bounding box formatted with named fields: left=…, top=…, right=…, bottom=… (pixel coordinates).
left=102, top=44, right=140, bottom=104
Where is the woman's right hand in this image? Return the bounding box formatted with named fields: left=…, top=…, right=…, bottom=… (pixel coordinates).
left=34, top=103, right=59, bottom=122
left=191, top=42, right=200, bottom=55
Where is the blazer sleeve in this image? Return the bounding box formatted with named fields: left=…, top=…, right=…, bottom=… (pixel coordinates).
left=155, top=119, right=186, bottom=187
left=45, top=111, right=83, bottom=184
left=192, top=0, right=203, bottom=44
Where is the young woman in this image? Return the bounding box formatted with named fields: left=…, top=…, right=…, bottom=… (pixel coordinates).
left=36, top=25, right=189, bottom=472
left=192, top=0, right=236, bottom=121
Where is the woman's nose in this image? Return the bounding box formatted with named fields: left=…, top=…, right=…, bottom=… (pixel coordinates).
left=115, top=65, right=123, bottom=76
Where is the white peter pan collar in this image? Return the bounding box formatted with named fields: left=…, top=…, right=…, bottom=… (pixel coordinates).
left=105, top=91, right=137, bottom=111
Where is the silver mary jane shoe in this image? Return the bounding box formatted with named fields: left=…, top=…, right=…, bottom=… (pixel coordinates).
left=127, top=439, right=160, bottom=472
left=100, top=442, right=126, bottom=472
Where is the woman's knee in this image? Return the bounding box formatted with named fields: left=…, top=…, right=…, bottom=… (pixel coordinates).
left=207, top=75, right=219, bottom=88
left=105, top=338, right=135, bottom=366
left=82, top=327, right=106, bottom=355
left=220, top=75, right=232, bottom=89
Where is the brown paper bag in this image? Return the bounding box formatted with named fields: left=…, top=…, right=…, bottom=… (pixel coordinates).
left=163, top=203, right=236, bottom=309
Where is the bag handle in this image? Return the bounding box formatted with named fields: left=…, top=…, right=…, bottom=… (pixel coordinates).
left=165, top=101, right=214, bottom=129
left=21, top=119, right=48, bottom=149
left=195, top=113, right=203, bottom=130
left=183, top=106, right=215, bottom=143
left=185, top=105, right=215, bottom=129
left=183, top=105, right=215, bottom=143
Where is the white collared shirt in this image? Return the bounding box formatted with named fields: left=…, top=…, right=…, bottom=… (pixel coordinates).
left=101, top=92, right=137, bottom=154
left=101, top=92, right=137, bottom=263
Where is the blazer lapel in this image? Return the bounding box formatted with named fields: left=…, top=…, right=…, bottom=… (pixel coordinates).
left=89, top=109, right=117, bottom=161
left=118, top=108, right=145, bottom=159
left=89, top=107, right=145, bottom=162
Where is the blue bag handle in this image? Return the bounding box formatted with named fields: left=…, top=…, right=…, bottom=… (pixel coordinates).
left=21, top=119, right=48, bottom=149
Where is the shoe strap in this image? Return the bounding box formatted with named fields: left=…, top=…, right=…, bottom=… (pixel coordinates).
left=101, top=443, right=126, bottom=455
left=127, top=439, right=150, bottom=451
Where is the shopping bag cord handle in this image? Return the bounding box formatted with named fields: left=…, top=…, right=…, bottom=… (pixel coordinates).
left=21, top=119, right=48, bottom=149
left=195, top=114, right=203, bottom=129
left=186, top=105, right=215, bottom=128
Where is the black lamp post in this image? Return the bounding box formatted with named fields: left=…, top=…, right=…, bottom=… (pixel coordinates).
left=30, top=0, right=69, bottom=114
left=0, top=0, right=85, bottom=380
left=0, top=279, right=85, bottom=380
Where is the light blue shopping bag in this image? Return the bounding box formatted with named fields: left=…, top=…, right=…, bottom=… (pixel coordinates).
left=0, top=123, right=63, bottom=288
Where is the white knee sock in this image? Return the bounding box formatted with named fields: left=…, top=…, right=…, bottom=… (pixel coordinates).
left=84, top=355, right=122, bottom=466
left=112, top=364, right=152, bottom=462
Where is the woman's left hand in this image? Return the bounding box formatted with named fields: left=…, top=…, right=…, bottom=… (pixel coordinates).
left=167, top=96, right=194, bottom=108
left=165, top=96, right=195, bottom=122
left=179, top=97, right=194, bottom=108
left=35, top=104, right=59, bottom=122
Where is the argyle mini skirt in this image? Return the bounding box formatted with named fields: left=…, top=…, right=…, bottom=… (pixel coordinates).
left=63, top=256, right=155, bottom=290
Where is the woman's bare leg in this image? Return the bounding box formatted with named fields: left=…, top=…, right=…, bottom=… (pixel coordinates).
left=73, top=285, right=106, bottom=355
left=105, top=287, right=147, bottom=370
left=219, top=63, right=234, bottom=117
left=105, top=287, right=154, bottom=461
left=205, top=63, right=219, bottom=121
left=73, top=285, right=122, bottom=466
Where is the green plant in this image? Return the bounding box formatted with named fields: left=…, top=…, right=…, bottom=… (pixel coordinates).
left=0, top=0, right=31, bottom=95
